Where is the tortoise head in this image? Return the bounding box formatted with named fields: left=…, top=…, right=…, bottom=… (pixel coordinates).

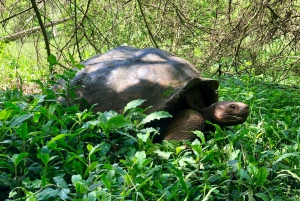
left=203, top=101, right=250, bottom=126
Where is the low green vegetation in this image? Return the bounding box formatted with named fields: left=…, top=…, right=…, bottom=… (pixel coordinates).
left=0, top=65, right=299, bottom=200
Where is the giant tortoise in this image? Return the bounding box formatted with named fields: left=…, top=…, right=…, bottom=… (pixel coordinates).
left=70, top=46, right=250, bottom=142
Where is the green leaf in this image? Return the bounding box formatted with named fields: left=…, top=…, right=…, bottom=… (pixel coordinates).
left=135, top=151, right=146, bottom=167
left=137, top=133, right=149, bottom=142
left=37, top=153, right=50, bottom=166
left=71, top=175, right=82, bottom=186
left=53, top=175, right=68, bottom=189
left=12, top=152, right=28, bottom=167
left=47, top=54, right=58, bottom=66
left=255, top=193, right=269, bottom=201
left=68, top=52, right=76, bottom=65
left=54, top=175, right=70, bottom=200
left=87, top=144, right=93, bottom=153
left=123, top=99, right=146, bottom=114
left=202, top=187, right=218, bottom=201
left=139, top=111, right=171, bottom=126
left=0, top=109, right=10, bottom=120
left=108, top=115, right=131, bottom=128
left=74, top=63, right=85, bottom=70
left=255, top=166, right=268, bottom=186
left=58, top=188, right=70, bottom=201
left=17, top=122, right=28, bottom=140
left=73, top=161, right=83, bottom=176
left=86, top=191, right=97, bottom=201
left=9, top=190, right=17, bottom=198
left=75, top=181, right=88, bottom=194
left=48, top=104, right=56, bottom=116
left=239, top=169, right=252, bottom=184
left=41, top=175, right=47, bottom=187
left=192, top=130, right=205, bottom=144
left=9, top=113, right=33, bottom=128
left=47, top=134, right=73, bottom=147
left=154, top=149, right=172, bottom=160
left=36, top=188, right=59, bottom=200
left=274, top=152, right=300, bottom=164
left=87, top=144, right=102, bottom=156
left=277, top=170, right=300, bottom=182
left=101, top=174, right=111, bottom=190
left=87, top=161, right=98, bottom=172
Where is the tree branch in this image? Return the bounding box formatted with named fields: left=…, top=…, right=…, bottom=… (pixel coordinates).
left=0, top=17, right=73, bottom=42
left=30, top=0, right=51, bottom=58
left=136, top=0, right=159, bottom=48
left=0, top=6, right=33, bottom=24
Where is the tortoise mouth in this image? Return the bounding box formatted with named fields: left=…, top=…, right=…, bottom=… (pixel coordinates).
left=212, top=101, right=250, bottom=126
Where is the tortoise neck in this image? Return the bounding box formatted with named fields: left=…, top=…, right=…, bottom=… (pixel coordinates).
left=198, top=104, right=218, bottom=123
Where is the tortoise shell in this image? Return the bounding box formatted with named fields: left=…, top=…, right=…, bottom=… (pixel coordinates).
left=71, top=46, right=219, bottom=116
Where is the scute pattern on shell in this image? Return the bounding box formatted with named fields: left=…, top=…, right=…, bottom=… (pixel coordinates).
left=71, top=46, right=219, bottom=114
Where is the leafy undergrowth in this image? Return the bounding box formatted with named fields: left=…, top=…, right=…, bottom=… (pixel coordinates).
left=0, top=72, right=299, bottom=201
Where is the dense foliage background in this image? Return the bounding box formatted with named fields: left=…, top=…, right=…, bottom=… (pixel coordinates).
left=0, top=0, right=299, bottom=200
left=0, top=0, right=299, bottom=91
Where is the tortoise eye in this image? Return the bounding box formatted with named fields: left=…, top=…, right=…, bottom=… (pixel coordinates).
left=229, top=104, right=236, bottom=110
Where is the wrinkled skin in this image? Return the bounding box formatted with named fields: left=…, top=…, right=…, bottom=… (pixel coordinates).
left=162, top=101, right=250, bottom=141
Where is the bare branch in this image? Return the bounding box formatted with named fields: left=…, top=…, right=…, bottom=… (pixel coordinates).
left=30, top=0, right=51, bottom=59
left=0, top=17, right=73, bottom=42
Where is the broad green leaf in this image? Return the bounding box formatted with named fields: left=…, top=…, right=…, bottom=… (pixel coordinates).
left=154, top=149, right=172, bottom=160
left=87, top=161, right=98, bottom=172
left=17, top=122, right=28, bottom=140
left=101, top=174, right=111, bottom=190
left=75, top=181, right=88, bottom=194
left=137, top=133, right=149, bottom=142
left=87, top=191, right=97, bottom=201
left=12, top=152, right=28, bottom=167
left=87, top=144, right=93, bottom=153
left=53, top=175, right=71, bottom=200
left=71, top=175, right=82, bottom=186
left=48, top=104, right=56, bottom=116
left=87, top=144, right=102, bottom=156
left=139, top=111, right=171, bottom=126
left=255, top=193, right=269, bottom=201
left=58, top=188, right=70, bottom=201
left=119, top=131, right=138, bottom=142
left=192, top=130, right=205, bottom=144
left=37, top=153, right=50, bottom=166
left=108, top=115, right=131, bottom=128
left=239, top=169, right=252, bottom=183
left=123, top=99, right=146, bottom=114
left=47, top=134, right=73, bottom=147
left=53, top=175, right=68, bottom=189
left=9, top=113, right=33, bottom=128
left=74, top=63, right=85, bottom=70
left=175, top=146, right=186, bottom=155
left=9, top=190, right=17, bottom=198
left=36, top=188, right=59, bottom=200
left=0, top=109, right=10, bottom=120
left=40, top=146, right=51, bottom=154
left=47, top=54, right=57, bottom=66
left=41, top=175, right=47, bottom=187
left=135, top=151, right=146, bottom=167
left=73, top=161, right=83, bottom=176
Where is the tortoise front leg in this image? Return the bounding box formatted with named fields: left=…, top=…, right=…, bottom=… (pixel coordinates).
left=162, top=109, right=206, bottom=141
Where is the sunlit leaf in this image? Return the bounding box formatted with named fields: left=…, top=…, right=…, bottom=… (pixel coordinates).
left=123, top=99, right=146, bottom=114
